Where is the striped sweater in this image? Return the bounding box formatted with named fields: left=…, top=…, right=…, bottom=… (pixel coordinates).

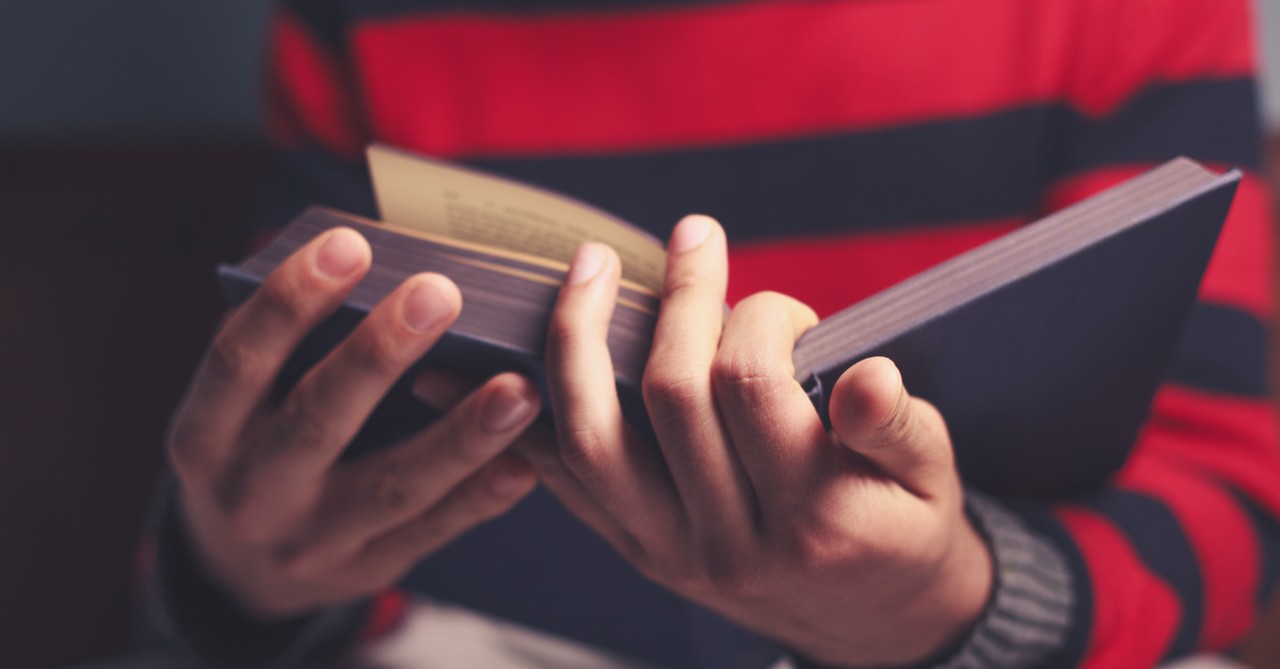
left=147, top=1, right=1280, bottom=667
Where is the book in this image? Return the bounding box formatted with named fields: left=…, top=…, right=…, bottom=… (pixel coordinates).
left=220, top=146, right=1239, bottom=498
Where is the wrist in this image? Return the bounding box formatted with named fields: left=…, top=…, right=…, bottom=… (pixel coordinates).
left=792, top=492, right=1074, bottom=669
left=880, top=500, right=996, bottom=667
left=152, top=487, right=370, bottom=666
left=794, top=497, right=994, bottom=668
left=917, top=491, right=1075, bottom=669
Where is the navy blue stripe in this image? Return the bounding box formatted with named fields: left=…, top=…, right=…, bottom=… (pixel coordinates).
left=261, top=142, right=377, bottom=231
left=1164, top=303, right=1270, bottom=398
left=282, top=0, right=350, bottom=53
left=1004, top=503, right=1091, bottom=669
left=1078, top=491, right=1202, bottom=662
left=1057, top=78, right=1262, bottom=176
left=467, top=107, right=1052, bottom=242
left=1231, top=491, right=1280, bottom=608
left=456, top=78, right=1257, bottom=243
left=346, top=0, right=751, bottom=19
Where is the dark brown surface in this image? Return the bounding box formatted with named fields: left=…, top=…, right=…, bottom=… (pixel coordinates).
left=0, top=143, right=261, bottom=668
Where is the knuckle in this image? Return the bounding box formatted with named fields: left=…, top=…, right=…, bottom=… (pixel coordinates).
left=661, top=266, right=703, bottom=297
left=258, top=271, right=312, bottom=324
left=345, top=327, right=411, bottom=380
left=641, top=367, right=708, bottom=416
left=733, top=290, right=790, bottom=313
left=556, top=421, right=610, bottom=472
left=280, top=401, right=338, bottom=453
left=225, top=505, right=277, bottom=545
left=710, top=349, right=789, bottom=386
left=647, top=555, right=707, bottom=594
left=544, top=317, right=593, bottom=356
left=207, top=331, right=274, bottom=387
left=651, top=549, right=762, bottom=600
left=373, top=461, right=418, bottom=515
left=555, top=428, right=619, bottom=493
left=661, top=536, right=761, bottom=598
left=783, top=532, right=829, bottom=569
left=775, top=521, right=854, bottom=572
left=877, top=394, right=915, bottom=446
left=704, top=555, right=760, bottom=597
left=710, top=350, right=791, bottom=401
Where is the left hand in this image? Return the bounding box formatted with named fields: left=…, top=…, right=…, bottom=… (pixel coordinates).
left=533, top=215, right=992, bottom=667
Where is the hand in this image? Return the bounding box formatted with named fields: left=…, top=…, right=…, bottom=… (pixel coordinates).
left=533, top=216, right=992, bottom=667
left=167, top=228, right=540, bottom=619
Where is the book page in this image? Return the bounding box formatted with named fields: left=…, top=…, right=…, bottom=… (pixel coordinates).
left=369, top=145, right=667, bottom=293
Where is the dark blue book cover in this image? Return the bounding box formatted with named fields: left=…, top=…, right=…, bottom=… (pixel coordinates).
left=221, top=158, right=1239, bottom=500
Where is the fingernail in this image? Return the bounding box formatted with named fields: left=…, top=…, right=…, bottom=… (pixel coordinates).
left=669, top=215, right=714, bottom=254
left=316, top=229, right=365, bottom=277
left=482, top=385, right=537, bottom=433
left=567, top=243, right=608, bottom=285
left=488, top=465, right=532, bottom=497
left=403, top=279, right=451, bottom=332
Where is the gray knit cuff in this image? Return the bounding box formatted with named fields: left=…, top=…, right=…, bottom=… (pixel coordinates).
left=931, top=490, right=1075, bottom=669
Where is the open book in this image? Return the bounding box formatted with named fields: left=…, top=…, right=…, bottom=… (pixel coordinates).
left=220, top=145, right=1239, bottom=498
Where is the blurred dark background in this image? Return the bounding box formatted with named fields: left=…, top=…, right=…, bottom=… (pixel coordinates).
left=0, top=2, right=1279, bottom=668
left=0, top=2, right=269, bottom=667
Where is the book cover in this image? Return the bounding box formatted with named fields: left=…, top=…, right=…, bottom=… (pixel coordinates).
left=220, top=149, right=1238, bottom=497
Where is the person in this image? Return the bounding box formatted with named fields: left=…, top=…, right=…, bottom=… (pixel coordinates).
left=139, top=0, right=1280, bottom=667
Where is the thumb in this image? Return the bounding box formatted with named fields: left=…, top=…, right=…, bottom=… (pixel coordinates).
left=829, top=356, right=955, bottom=499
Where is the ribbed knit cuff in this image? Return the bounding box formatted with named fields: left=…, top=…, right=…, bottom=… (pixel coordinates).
left=146, top=480, right=372, bottom=668
left=932, top=490, right=1075, bottom=669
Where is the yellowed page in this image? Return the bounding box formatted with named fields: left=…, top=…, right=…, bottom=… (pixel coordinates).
left=369, top=145, right=667, bottom=293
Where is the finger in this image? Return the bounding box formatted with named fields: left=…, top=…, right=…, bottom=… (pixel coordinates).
left=544, top=243, right=682, bottom=541
left=350, top=451, right=538, bottom=585
left=828, top=356, right=956, bottom=499
left=246, top=272, right=462, bottom=507
left=411, top=367, right=483, bottom=411
left=169, top=228, right=370, bottom=486
left=284, top=373, right=542, bottom=570
left=642, top=215, right=756, bottom=538
left=711, top=292, right=826, bottom=499
left=514, top=423, right=643, bottom=563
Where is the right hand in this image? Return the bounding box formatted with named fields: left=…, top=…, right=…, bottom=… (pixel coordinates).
left=166, top=227, right=541, bottom=619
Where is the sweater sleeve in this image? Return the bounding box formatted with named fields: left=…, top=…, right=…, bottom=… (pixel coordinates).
left=1004, top=1, right=1280, bottom=665
left=259, top=0, right=378, bottom=235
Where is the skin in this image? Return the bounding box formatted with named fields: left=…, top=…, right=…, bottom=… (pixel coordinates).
left=169, top=218, right=991, bottom=666
left=529, top=215, right=993, bottom=667
left=167, top=227, right=541, bottom=618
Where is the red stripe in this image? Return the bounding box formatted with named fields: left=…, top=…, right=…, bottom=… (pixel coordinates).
left=348, top=0, right=1252, bottom=157
left=1203, top=175, right=1277, bottom=317
left=1057, top=508, right=1181, bottom=668
left=725, top=219, right=1021, bottom=318
left=1117, top=463, right=1260, bottom=648
left=1140, top=385, right=1280, bottom=516
left=268, top=10, right=365, bottom=158
left=1042, top=167, right=1275, bottom=318
left=1064, top=0, right=1257, bottom=115
left=357, top=589, right=409, bottom=642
